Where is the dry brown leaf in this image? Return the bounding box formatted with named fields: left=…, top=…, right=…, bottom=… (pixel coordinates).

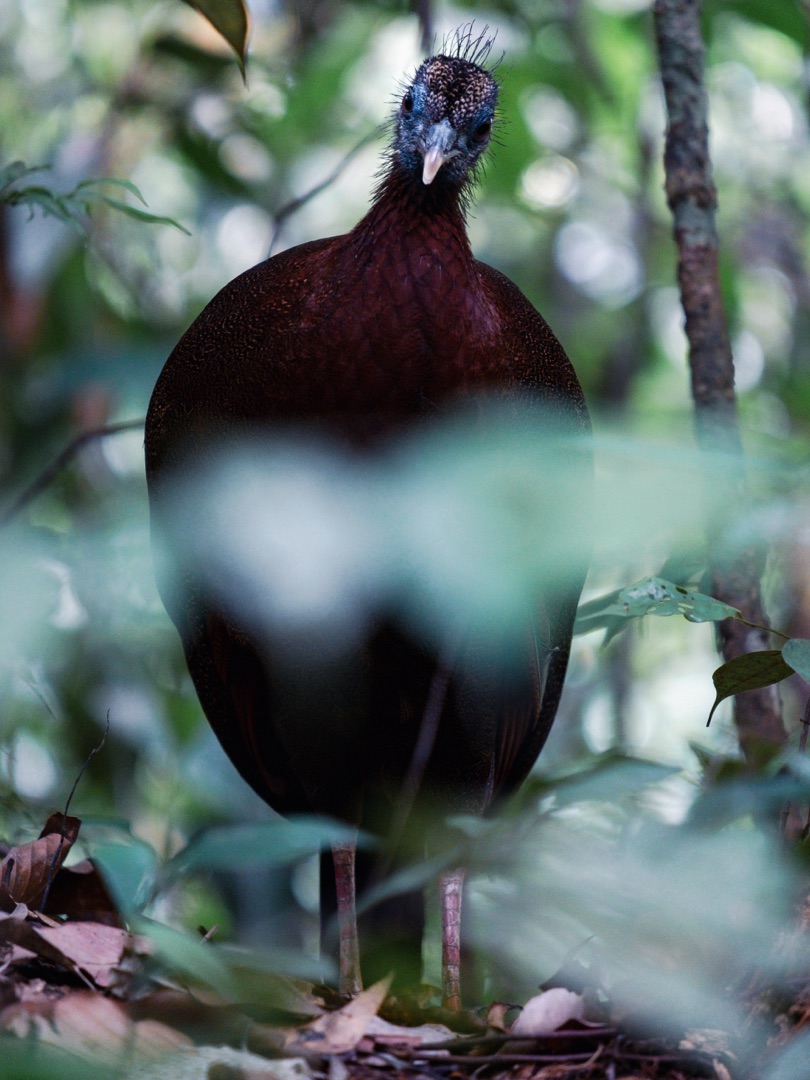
left=35, top=920, right=133, bottom=986
left=0, top=916, right=137, bottom=987
left=364, top=1013, right=454, bottom=1047
left=2, top=990, right=192, bottom=1062
left=287, top=978, right=391, bottom=1056
left=0, top=813, right=81, bottom=909
left=486, top=1000, right=515, bottom=1032
left=43, top=858, right=123, bottom=925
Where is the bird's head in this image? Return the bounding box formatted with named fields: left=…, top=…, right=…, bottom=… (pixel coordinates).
left=393, top=39, right=499, bottom=191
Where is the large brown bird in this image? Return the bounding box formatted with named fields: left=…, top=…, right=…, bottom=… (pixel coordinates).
left=145, top=31, right=591, bottom=1009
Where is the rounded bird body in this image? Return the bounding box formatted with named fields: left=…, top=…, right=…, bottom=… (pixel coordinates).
left=145, top=33, right=591, bottom=1007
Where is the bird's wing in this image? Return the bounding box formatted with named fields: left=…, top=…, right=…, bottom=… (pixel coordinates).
left=471, top=261, right=591, bottom=798
left=183, top=606, right=312, bottom=813
left=490, top=601, right=578, bottom=799
left=474, top=260, right=590, bottom=419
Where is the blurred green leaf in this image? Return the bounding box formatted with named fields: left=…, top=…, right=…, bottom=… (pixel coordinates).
left=0, top=1038, right=117, bottom=1080
left=0, top=160, right=46, bottom=193
left=708, top=651, right=794, bottom=726
left=170, top=815, right=375, bottom=876
left=74, top=177, right=148, bottom=205
left=781, top=637, right=810, bottom=682
left=86, top=193, right=191, bottom=234
left=182, top=0, right=249, bottom=77
left=520, top=752, right=679, bottom=810
left=1, top=166, right=189, bottom=234
left=704, top=0, right=807, bottom=48
left=688, top=769, right=810, bottom=829
left=217, top=945, right=332, bottom=1007
left=135, top=918, right=239, bottom=996
left=356, top=849, right=461, bottom=918
left=83, top=825, right=159, bottom=917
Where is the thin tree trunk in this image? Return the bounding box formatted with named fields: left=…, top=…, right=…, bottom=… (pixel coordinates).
left=653, top=0, right=787, bottom=761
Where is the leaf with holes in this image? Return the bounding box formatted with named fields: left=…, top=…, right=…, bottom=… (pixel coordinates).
left=708, top=651, right=794, bottom=726
left=682, top=590, right=740, bottom=623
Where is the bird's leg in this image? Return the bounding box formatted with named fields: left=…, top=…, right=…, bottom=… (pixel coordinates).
left=331, top=838, right=363, bottom=998
left=438, top=867, right=465, bottom=1010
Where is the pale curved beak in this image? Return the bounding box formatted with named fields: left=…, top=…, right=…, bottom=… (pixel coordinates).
left=421, top=119, right=460, bottom=185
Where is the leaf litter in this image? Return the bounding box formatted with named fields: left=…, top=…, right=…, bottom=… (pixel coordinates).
left=1, top=809, right=810, bottom=1079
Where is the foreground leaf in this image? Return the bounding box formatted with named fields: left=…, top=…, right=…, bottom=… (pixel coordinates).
left=171, top=816, right=374, bottom=876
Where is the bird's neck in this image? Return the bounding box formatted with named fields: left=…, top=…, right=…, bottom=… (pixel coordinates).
left=352, top=168, right=474, bottom=266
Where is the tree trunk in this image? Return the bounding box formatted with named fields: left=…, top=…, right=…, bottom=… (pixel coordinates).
left=653, top=0, right=787, bottom=761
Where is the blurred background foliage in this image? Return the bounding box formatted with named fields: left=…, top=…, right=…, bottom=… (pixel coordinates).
left=1, top=0, right=810, bottom=1014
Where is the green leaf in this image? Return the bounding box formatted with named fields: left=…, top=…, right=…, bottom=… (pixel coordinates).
left=135, top=918, right=238, bottom=997
left=620, top=577, right=682, bottom=616
left=1, top=167, right=189, bottom=234
left=182, top=0, right=249, bottom=77
left=73, top=176, right=147, bottom=204
left=688, top=771, right=810, bottom=829
left=170, top=815, right=375, bottom=875
left=575, top=577, right=739, bottom=639
left=88, top=193, right=192, bottom=234
left=357, top=849, right=460, bottom=917
left=707, top=650, right=794, bottom=726
left=6, top=187, right=76, bottom=224
left=619, top=576, right=740, bottom=622
left=87, top=829, right=159, bottom=917
left=782, top=638, right=810, bottom=682
left=514, top=752, right=679, bottom=812
left=682, top=591, right=741, bottom=623
left=0, top=1037, right=118, bottom=1080
left=218, top=945, right=332, bottom=1002
left=0, top=160, right=47, bottom=194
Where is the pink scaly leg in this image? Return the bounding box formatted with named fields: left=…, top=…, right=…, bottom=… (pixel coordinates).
left=331, top=839, right=363, bottom=998
left=439, top=867, right=465, bottom=1010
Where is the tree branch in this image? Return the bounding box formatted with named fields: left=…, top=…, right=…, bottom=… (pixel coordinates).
left=0, top=418, right=144, bottom=528
left=268, top=127, right=385, bottom=256
left=653, top=0, right=787, bottom=759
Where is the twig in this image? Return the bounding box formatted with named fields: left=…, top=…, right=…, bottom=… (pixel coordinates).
left=65, top=710, right=110, bottom=819
left=399, top=1045, right=716, bottom=1072
left=800, top=695, right=810, bottom=756
left=0, top=417, right=144, bottom=528
left=40, top=712, right=110, bottom=911
left=268, top=127, right=386, bottom=255
left=404, top=1050, right=598, bottom=1066
left=416, top=1027, right=616, bottom=1052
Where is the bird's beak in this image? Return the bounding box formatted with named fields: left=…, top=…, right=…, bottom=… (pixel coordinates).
left=421, top=119, right=460, bottom=185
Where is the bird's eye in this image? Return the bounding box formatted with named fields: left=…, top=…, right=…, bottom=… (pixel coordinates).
left=401, top=92, right=414, bottom=114
left=472, top=118, right=492, bottom=141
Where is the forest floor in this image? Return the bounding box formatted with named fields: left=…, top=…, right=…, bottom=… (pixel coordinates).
left=1, top=812, right=809, bottom=1080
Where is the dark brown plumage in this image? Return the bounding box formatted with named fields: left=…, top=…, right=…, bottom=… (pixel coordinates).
left=145, top=32, right=591, bottom=1008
